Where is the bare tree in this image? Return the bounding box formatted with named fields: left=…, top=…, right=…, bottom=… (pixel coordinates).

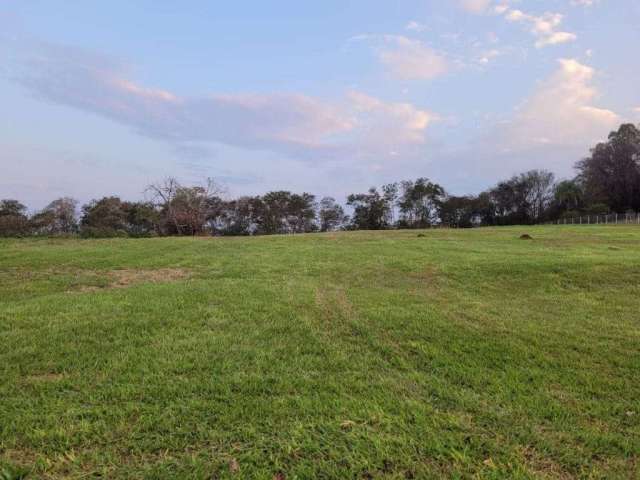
left=146, top=178, right=224, bottom=235
left=146, top=177, right=181, bottom=234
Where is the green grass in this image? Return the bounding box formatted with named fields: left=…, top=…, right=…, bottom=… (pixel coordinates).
left=1, top=226, right=639, bottom=479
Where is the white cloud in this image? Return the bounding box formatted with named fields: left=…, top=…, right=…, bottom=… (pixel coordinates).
left=405, top=21, right=427, bottom=32
left=458, top=0, right=492, bottom=14
left=377, top=35, right=449, bottom=80
left=347, top=91, right=435, bottom=147
left=477, top=48, right=502, bottom=64
left=503, top=9, right=577, bottom=48
left=423, top=58, right=622, bottom=188
left=498, top=58, right=619, bottom=150
left=571, top=0, right=598, bottom=6
left=536, top=31, right=577, bottom=48
left=12, top=41, right=436, bottom=163
left=462, top=3, right=577, bottom=48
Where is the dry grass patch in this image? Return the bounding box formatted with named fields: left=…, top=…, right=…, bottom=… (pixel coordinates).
left=107, top=268, right=189, bottom=287
left=24, top=372, right=66, bottom=383
left=314, top=285, right=355, bottom=322
left=519, top=446, right=574, bottom=480
left=72, top=268, right=190, bottom=292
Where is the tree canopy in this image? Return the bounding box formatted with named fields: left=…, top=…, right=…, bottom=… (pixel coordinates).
left=3, top=123, right=639, bottom=237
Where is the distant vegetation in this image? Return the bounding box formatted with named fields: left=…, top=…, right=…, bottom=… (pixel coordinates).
left=2, top=123, right=639, bottom=237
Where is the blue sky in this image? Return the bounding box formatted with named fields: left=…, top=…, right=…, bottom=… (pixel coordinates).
left=1, top=0, right=639, bottom=208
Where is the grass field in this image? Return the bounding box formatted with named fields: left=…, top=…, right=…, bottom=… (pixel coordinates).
left=1, top=226, right=639, bottom=479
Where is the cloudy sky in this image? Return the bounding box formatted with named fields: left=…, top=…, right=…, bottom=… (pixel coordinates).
left=1, top=0, right=639, bottom=208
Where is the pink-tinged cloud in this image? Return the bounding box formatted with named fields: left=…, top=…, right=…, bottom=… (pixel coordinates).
left=458, top=0, right=492, bottom=14
left=12, top=41, right=436, bottom=163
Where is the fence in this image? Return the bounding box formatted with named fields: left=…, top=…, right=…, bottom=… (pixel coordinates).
left=545, top=212, right=640, bottom=226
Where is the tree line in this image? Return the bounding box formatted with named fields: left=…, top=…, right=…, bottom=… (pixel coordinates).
left=1, top=124, right=639, bottom=237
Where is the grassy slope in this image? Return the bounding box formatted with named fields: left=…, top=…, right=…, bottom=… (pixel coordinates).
left=0, top=226, right=639, bottom=479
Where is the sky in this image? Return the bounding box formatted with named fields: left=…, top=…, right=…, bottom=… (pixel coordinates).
left=1, top=0, right=639, bottom=209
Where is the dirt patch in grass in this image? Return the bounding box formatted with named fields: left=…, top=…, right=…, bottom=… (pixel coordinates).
left=24, top=372, right=66, bottom=383
left=72, top=268, right=190, bottom=293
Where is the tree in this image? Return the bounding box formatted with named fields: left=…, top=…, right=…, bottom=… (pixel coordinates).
left=30, top=197, right=78, bottom=235
left=347, top=188, right=390, bottom=230
left=80, top=197, right=161, bottom=237
left=147, top=178, right=223, bottom=235
left=521, top=170, right=555, bottom=221
left=252, top=191, right=317, bottom=235
left=382, top=183, right=399, bottom=226
left=0, top=199, right=29, bottom=237
left=318, top=197, right=347, bottom=232
left=207, top=197, right=256, bottom=236
left=146, top=177, right=181, bottom=234
left=576, top=124, right=640, bottom=213
left=397, top=178, right=445, bottom=228
left=553, top=179, right=583, bottom=216
left=474, top=192, right=496, bottom=226
left=488, top=170, right=555, bottom=224
left=439, top=195, right=478, bottom=228
left=489, top=180, right=524, bottom=224
left=80, top=197, right=128, bottom=236
left=121, top=201, right=161, bottom=236
left=286, top=192, right=317, bottom=233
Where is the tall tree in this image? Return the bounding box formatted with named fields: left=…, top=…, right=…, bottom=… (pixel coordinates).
left=521, top=170, right=555, bottom=221
left=488, top=170, right=555, bottom=224
left=287, top=193, right=317, bottom=233
left=318, top=197, right=347, bottom=232
left=397, top=178, right=445, bottom=228
left=576, top=124, right=640, bottom=213
left=382, top=183, right=399, bottom=226
left=347, top=188, right=390, bottom=230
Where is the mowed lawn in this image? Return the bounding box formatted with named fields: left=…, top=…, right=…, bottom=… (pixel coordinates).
left=1, top=227, right=639, bottom=479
